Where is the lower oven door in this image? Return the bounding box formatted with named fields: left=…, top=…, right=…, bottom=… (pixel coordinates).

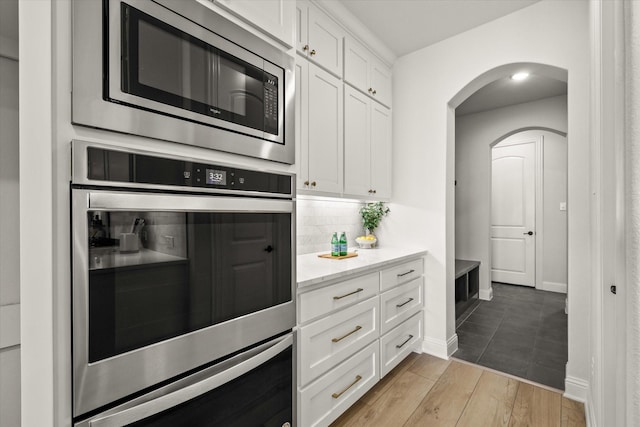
left=75, top=333, right=294, bottom=427
left=72, top=189, right=295, bottom=417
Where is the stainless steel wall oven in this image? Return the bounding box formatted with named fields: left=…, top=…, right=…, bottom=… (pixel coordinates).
left=71, top=141, right=296, bottom=425
left=72, top=0, right=295, bottom=164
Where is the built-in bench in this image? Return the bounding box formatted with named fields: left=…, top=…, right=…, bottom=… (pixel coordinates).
left=455, top=259, right=480, bottom=319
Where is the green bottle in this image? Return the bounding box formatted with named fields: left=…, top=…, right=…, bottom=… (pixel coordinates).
left=331, top=232, right=340, bottom=256
left=339, top=232, right=347, bottom=256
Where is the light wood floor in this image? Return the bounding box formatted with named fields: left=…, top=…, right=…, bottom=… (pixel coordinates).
left=330, top=353, right=586, bottom=427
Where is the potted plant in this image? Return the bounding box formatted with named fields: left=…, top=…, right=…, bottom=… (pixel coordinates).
left=357, top=202, right=390, bottom=248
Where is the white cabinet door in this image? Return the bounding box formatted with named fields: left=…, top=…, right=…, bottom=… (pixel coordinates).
left=344, top=86, right=391, bottom=199
left=370, top=57, right=392, bottom=107
left=295, top=57, right=309, bottom=191
left=295, top=0, right=309, bottom=53
left=370, top=103, right=392, bottom=198
left=297, top=58, right=343, bottom=195
left=214, top=0, right=295, bottom=47
left=344, top=36, right=392, bottom=107
left=308, top=63, right=343, bottom=193
left=343, top=85, right=371, bottom=197
left=296, top=1, right=344, bottom=77
left=344, top=36, right=370, bottom=91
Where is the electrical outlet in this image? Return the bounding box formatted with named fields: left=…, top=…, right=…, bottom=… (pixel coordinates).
left=163, top=235, right=175, bottom=248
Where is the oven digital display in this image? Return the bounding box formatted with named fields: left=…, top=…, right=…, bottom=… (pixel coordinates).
left=206, top=169, right=227, bottom=185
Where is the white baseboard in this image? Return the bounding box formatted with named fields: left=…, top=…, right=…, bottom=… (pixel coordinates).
left=564, top=375, right=589, bottom=403
left=586, top=400, right=596, bottom=427
left=541, top=281, right=567, bottom=293
left=479, top=288, right=493, bottom=301
left=422, top=334, right=457, bottom=360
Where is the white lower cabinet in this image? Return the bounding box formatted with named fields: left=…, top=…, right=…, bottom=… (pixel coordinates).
left=380, top=312, right=423, bottom=378
left=299, top=341, right=379, bottom=427
left=297, top=256, right=425, bottom=426
left=298, top=296, right=379, bottom=386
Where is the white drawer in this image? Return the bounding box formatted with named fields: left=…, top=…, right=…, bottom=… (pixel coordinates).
left=298, top=296, right=378, bottom=386
left=380, top=277, right=423, bottom=334
left=380, top=312, right=423, bottom=378
left=380, top=258, right=424, bottom=291
left=299, top=341, right=379, bottom=427
left=298, top=272, right=379, bottom=324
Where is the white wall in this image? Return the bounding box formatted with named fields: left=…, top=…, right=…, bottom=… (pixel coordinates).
left=0, top=0, right=20, bottom=425
left=390, top=0, right=591, bottom=392
left=455, top=96, right=568, bottom=296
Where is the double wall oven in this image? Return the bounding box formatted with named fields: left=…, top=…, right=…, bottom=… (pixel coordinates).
left=71, top=141, right=296, bottom=426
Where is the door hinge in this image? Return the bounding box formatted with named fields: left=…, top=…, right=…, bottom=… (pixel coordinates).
left=610, top=285, right=617, bottom=294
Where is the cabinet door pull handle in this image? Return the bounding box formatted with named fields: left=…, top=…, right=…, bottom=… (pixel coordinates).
left=310, top=49, right=316, bottom=56
left=396, top=335, right=414, bottom=349
left=397, top=269, right=415, bottom=277
left=331, top=375, right=362, bottom=399
left=396, top=298, right=414, bottom=308
left=303, top=44, right=309, bottom=51
left=303, top=180, right=309, bottom=186
left=372, top=89, right=377, bottom=95
left=311, top=181, right=317, bottom=187
left=333, top=288, right=364, bottom=300
left=331, top=325, right=362, bottom=343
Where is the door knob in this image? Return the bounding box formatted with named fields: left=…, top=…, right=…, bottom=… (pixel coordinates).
left=264, top=245, right=274, bottom=253
left=523, top=231, right=534, bottom=236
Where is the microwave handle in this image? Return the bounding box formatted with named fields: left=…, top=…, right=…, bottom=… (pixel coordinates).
left=88, top=190, right=293, bottom=213
left=89, top=334, right=293, bottom=427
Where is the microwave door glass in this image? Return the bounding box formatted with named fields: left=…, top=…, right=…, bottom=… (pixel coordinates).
left=121, top=3, right=273, bottom=134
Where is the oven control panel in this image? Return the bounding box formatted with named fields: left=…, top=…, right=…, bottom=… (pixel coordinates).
left=85, top=147, right=292, bottom=195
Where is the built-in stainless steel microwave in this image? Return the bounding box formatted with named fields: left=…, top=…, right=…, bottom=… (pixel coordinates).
left=72, top=0, right=295, bottom=164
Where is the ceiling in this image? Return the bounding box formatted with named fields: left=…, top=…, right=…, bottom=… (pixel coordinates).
left=456, top=73, right=567, bottom=116
left=336, top=0, right=566, bottom=115
left=338, top=0, right=541, bottom=58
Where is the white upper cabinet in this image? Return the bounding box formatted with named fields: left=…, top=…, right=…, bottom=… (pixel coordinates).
left=214, top=0, right=295, bottom=47
left=344, top=86, right=392, bottom=199
left=296, top=57, right=344, bottom=194
left=296, top=0, right=344, bottom=77
left=344, top=36, right=392, bottom=107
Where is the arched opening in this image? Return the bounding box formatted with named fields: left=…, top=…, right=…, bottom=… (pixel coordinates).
left=448, top=63, right=569, bottom=389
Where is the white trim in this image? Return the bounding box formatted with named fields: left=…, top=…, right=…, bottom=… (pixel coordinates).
left=541, top=281, right=568, bottom=293
left=0, top=304, right=20, bottom=349
left=479, top=287, right=493, bottom=301
left=587, top=399, right=597, bottom=427
left=535, top=135, right=545, bottom=290
left=564, top=375, right=589, bottom=403
left=421, top=334, right=457, bottom=360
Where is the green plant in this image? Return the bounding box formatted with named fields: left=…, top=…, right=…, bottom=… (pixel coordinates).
left=359, top=202, right=390, bottom=234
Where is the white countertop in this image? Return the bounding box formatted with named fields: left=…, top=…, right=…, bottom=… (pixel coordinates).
left=297, top=246, right=428, bottom=288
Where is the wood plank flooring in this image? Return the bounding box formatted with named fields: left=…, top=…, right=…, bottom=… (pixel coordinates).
left=330, top=353, right=586, bottom=427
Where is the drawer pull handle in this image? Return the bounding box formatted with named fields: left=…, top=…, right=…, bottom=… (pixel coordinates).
left=396, top=298, right=414, bottom=308
left=333, top=288, right=364, bottom=300
left=397, top=269, right=416, bottom=277
left=332, top=325, right=362, bottom=343
left=332, top=375, right=363, bottom=399
left=396, top=334, right=414, bottom=349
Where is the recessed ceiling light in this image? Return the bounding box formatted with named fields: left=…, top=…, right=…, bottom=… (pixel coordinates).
left=511, top=72, right=530, bottom=81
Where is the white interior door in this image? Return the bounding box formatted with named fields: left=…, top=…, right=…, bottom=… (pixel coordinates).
left=491, top=142, right=536, bottom=286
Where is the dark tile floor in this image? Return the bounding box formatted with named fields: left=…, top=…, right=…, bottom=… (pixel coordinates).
left=453, top=282, right=568, bottom=390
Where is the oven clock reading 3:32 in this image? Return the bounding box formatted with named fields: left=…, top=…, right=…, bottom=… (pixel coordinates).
left=206, top=169, right=227, bottom=185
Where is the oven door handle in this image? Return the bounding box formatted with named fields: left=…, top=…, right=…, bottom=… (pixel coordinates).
left=88, top=191, right=293, bottom=213
left=89, top=334, right=293, bottom=427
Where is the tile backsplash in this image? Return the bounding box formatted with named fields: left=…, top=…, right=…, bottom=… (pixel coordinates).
left=296, top=198, right=365, bottom=255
